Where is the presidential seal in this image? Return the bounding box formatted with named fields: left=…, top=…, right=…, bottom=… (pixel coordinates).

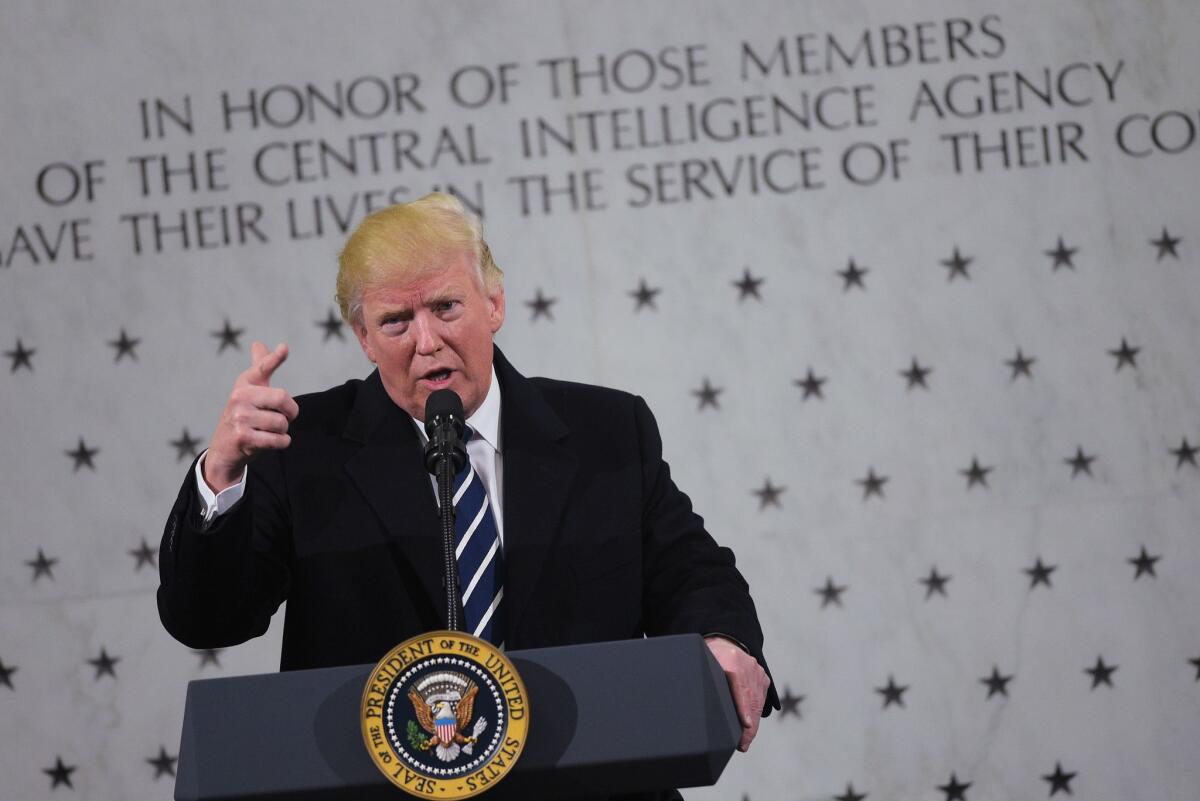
left=361, top=631, right=528, bottom=799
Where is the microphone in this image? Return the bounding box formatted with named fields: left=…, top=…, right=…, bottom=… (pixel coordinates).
left=423, top=389, right=467, bottom=476
left=423, top=389, right=467, bottom=632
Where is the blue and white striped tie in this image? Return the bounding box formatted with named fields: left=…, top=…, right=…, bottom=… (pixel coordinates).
left=452, top=428, right=504, bottom=645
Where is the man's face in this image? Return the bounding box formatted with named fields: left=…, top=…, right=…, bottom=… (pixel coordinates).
left=353, top=251, right=505, bottom=421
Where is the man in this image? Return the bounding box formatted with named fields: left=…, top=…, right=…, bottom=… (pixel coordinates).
left=158, top=192, right=777, bottom=754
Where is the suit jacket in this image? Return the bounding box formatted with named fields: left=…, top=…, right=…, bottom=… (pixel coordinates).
left=158, top=348, right=778, bottom=711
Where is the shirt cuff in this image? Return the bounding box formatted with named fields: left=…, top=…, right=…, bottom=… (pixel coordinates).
left=194, top=450, right=248, bottom=525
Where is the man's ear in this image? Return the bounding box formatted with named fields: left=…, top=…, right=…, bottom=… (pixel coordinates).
left=353, top=321, right=376, bottom=364
left=488, top=286, right=505, bottom=334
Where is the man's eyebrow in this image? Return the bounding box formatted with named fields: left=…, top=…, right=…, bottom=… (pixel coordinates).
left=374, top=305, right=413, bottom=323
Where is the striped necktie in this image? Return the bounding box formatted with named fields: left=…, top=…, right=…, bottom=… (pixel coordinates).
left=453, top=427, right=504, bottom=645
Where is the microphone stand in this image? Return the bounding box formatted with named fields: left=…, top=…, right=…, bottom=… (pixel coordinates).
left=424, top=393, right=468, bottom=634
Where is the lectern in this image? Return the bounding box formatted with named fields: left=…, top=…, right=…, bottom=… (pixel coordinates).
left=175, top=633, right=741, bottom=800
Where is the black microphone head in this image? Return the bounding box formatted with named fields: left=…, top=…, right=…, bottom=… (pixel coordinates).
left=424, top=389, right=464, bottom=437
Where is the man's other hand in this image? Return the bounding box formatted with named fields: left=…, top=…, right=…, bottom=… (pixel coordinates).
left=203, top=341, right=299, bottom=492
left=704, top=635, right=770, bottom=752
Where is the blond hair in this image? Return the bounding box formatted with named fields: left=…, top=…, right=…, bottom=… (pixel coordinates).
left=336, top=192, right=503, bottom=324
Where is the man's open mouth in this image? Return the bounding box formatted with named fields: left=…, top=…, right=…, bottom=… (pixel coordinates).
left=424, top=369, right=452, bottom=382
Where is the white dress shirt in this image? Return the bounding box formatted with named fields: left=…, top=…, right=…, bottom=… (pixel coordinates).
left=195, top=367, right=504, bottom=542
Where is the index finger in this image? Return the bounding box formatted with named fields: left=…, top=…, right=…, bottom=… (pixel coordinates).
left=245, top=341, right=289, bottom=386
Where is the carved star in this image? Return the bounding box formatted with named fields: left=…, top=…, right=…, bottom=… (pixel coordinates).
left=960, top=457, right=992, bottom=489
left=0, top=658, right=16, bottom=689
left=1189, top=656, right=1200, bottom=681
left=940, top=246, right=972, bottom=281
left=43, top=756, right=76, bottom=789
left=87, top=647, right=120, bottom=679
left=107, top=328, right=140, bottom=362
left=147, top=746, right=178, bottom=779
left=1006, top=348, right=1036, bottom=381
left=835, top=784, right=868, bottom=801
left=815, top=576, right=847, bottom=609
left=937, top=772, right=972, bottom=801
left=129, top=539, right=157, bottom=571
left=1108, top=337, right=1139, bottom=371
left=837, top=259, right=868, bottom=291
left=1024, top=557, right=1057, bottom=589
left=1150, top=227, right=1181, bottom=261
left=315, top=309, right=345, bottom=342
left=1128, top=545, right=1160, bottom=579
left=980, top=666, right=1013, bottom=699
left=66, top=438, right=99, bottom=471
left=779, top=686, right=804, bottom=719
left=1084, top=656, right=1117, bottom=689
left=900, top=357, right=932, bottom=390
left=794, top=368, right=826, bottom=400
left=691, top=378, right=722, bottom=411
left=1042, top=762, right=1077, bottom=797
left=26, top=548, right=58, bottom=581
left=525, top=289, right=556, bottom=321
left=6, top=337, right=35, bottom=372
left=919, top=566, right=951, bottom=599
left=212, top=318, right=244, bottom=353
left=1065, top=446, right=1096, bottom=478
left=1170, top=437, right=1198, bottom=469
left=732, top=268, right=764, bottom=301
left=875, top=674, right=908, bottom=709
left=170, top=428, right=202, bottom=462
left=1045, top=237, right=1078, bottom=271
left=752, top=478, right=785, bottom=510
left=629, top=278, right=661, bottom=311
left=856, top=467, right=888, bottom=500
left=195, top=648, right=223, bottom=668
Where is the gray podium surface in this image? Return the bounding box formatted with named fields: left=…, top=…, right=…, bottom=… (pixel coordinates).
left=175, top=633, right=741, bottom=800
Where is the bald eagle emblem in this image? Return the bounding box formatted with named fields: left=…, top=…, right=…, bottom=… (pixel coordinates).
left=407, top=671, right=489, bottom=762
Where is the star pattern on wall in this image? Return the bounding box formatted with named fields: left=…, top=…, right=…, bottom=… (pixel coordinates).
left=170, top=428, right=202, bottom=462
left=87, top=647, right=120, bottom=680
left=146, top=746, right=178, bottom=779
left=315, top=309, right=345, bottom=342
left=960, top=457, right=992, bottom=489
left=815, top=576, right=847, bottom=609
left=65, top=438, right=99, bottom=471
left=857, top=468, right=888, bottom=500
left=1005, top=347, right=1036, bottom=381
left=1150, top=227, right=1181, bottom=261
left=778, top=687, right=803, bottom=719
left=5, top=337, right=35, bottom=372
left=195, top=648, right=223, bottom=668
left=794, top=368, right=827, bottom=400
left=1084, top=656, right=1117, bottom=689
left=835, top=783, right=868, bottom=801
left=128, top=539, right=157, bottom=571
left=1128, top=546, right=1160, bottom=579
left=691, top=378, right=722, bottom=410
left=1045, top=237, right=1078, bottom=271
left=43, top=756, right=76, bottom=789
left=900, top=357, right=932, bottom=390
left=980, top=666, right=1013, bottom=699
left=525, top=289, right=556, bottom=321
left=0, top=658, right=16, bottom=689
left=26, top=548, right=58, bottom=582
left=940, top=246, right=972, bottom=281
left=629, top=278, right=661, bottom=311
left=1170, top=437, right=1198, bottom=469
left=732, top=267, right=764, bottom=301
left=1064, top=446, right=1096, bottom=478
left=837, top=259, right=868, bottom=291
left=211, top=318, right=244, bottom=353
left=1025, top=558, right=1057, bottom=589
left=752, top=478, right=784, bottom=510
left=920, top=566, right=951, bottom=599
left=1041, top=762, right=1077, bottom=796
left=937, top=773, right=971, bottom=801
left=875, top=674, right=909, bottom=709
left=107, top=328, right=141, bottom=362
left=1107, top=337, right=1139, bottom=371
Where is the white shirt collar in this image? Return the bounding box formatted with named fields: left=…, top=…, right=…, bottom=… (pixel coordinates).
left=409, top=365, right=501, bottom=452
